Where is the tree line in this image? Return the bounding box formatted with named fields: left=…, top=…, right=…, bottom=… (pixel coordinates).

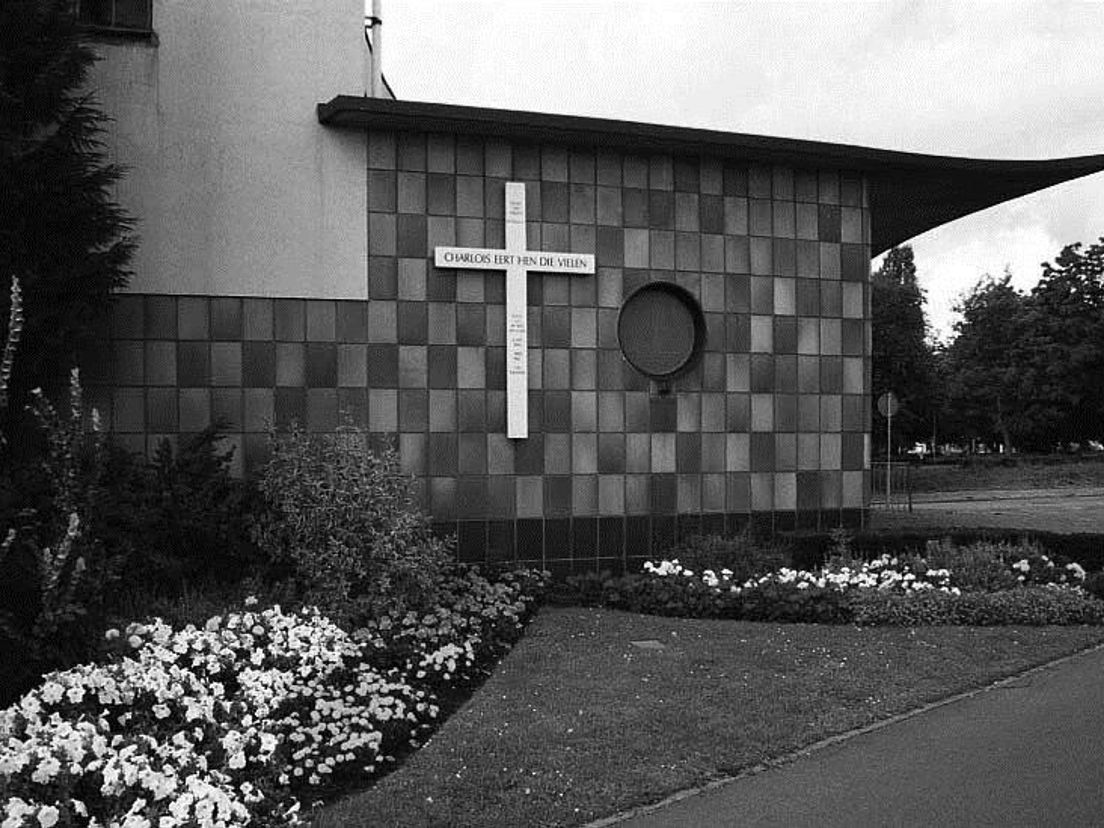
left=873, top=240, right=1104, bottom=455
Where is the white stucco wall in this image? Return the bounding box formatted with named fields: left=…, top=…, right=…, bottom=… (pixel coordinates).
left=89, top=0, right=367, bottom=299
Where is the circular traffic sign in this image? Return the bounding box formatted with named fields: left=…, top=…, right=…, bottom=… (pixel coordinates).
left=877, top=392, right=900, bottom=418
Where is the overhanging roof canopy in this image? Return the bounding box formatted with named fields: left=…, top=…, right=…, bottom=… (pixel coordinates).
left=318, top=96, right=1104, bottom=256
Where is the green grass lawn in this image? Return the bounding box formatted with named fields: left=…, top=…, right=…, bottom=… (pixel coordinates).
left=316, top=607, right=1104, bottom=828
left=909, top=456, right=1104, bottom=493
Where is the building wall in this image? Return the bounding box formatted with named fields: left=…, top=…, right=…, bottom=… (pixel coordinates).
left=87, top=123, right=872, bottom=575
left=87, top=0, right=367, bottom=299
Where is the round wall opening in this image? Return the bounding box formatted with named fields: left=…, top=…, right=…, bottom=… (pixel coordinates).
left=617, top=281, right=707, bottom=381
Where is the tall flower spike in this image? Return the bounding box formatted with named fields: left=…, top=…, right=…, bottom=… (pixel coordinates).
left=0, top=275, right=23, bottom=414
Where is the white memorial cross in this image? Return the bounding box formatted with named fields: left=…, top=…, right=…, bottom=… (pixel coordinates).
left=434, top=182, right=595, bottom=439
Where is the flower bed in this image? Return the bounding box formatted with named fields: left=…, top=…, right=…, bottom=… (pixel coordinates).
left=1, top=567, right=547, bottom=827
left=564, top=541, right=1104, bottom=626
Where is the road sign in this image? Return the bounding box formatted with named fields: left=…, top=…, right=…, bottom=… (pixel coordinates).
left=877, top=392, right=900, bottom=418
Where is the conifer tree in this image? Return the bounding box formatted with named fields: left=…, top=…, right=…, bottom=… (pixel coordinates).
left=0, top=0, right=134, bottom=434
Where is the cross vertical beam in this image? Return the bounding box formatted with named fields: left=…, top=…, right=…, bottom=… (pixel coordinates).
left=433, top=181, right=595, bottom=440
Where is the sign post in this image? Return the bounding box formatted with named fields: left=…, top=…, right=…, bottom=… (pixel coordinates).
left=877, top=392, right=900, bottom=507
left=434, top=182, right=595, bottom=439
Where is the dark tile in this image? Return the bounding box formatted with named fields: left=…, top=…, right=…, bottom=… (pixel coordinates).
left=651, top=516, right=677, bottom=558
left=841, top=244, right=869, bottom=281
left=820, top=282, right=842, bottom=317
left=598, top=516, right=625, bottom=559
left=543, top=307, right=571, bottom=348
left=775, top=356, right=798, bottom=394
left=427, top=345, right=457, bottom=389
left=723, top=162, right=748, bottom=196
left=456, top=137, right=484, bottom=175
left=457, top=390, right=485, bottom=431
left=676, top=513, right=702, bottom=543
left=544, top=518, right=570, bottom=560
left=676, top=433, right=701, bottom=473
left=336, top=302, right=367, bottom=343
left=456, top=305, right=485, bottom=345
left=144, top=296, right=178, bottom=339
left=821, top=357, right=843, bottom=393
left=457, top=480, right=488, bottom=523
left=625, top=515, right=650, bottom=558
left=485, top=348, right=506, bottom=391
left=648, top=191, right=674, bottom=229
left=426, top=173, right=456, bottom=215
left=650, top=395, right=677, bottom=431
left=399, top=388, right=428, bottom=430
left=623, top=188, right=649, bottom=227
left=774, top=238, right=796, bottom=276
left=724, top=313, right=750, bottom=351
left=428, top=433, right=458, bottom=475
left=366, top=343, right=399, bottom=387
left=776, top=394, right=798, bottom=431
left=699, top=195, right=724, bottom=234
left=396, top=214, right=427, bottom=257
left=673, top=156, right=700, bottom=192
left=368, top=169, right=397, bottom=211
left=775, top=317, right=797, bottom=354
left=176, top=342, right=209, bottom=387
left=750, top=354, right=773, bottom=393
left=751, top=432, right=774, bottom=471
left=274, top=387, right=305, bottom=430
left=841, top=174, right=863, bottom=207
left=397, top=132, right=426, bottom=171
left=651, top=475, right=677, bottom=515
left=842, top=319, right=864, bottom=355
left=306, top=388, right=338, bottom=432
left=515, top=434, right=545, bottom=475
left=543, top=391, right=571, bottom=432
left=572, top=517, right=598, bottom=559
left=369, top=257, right=398, bottom=300
left=457, top=519, right=487, bottom=562
left=177, top=297, right=209, bottom=340
left=544, top=476, right=573, bottom=517
left=515, top=517, right=544, bottom=561
left=305, top=343, right=337, bottom=387
left=427, top=266, right=456, bottom=302
left=487, top=519, right=516, bottom=561
left=596, top=226, right=624, bottom=267
left=541, top=181, right=569, bottom=223
left=146, top=387, right=177, bottom=432
left=818, top=204, right=842, bottom=242
left=598, top=433, right=626, bottom=474
left=397, top=302, right=428, bottom=344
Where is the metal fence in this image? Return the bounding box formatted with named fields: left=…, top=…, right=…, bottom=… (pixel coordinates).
left=869, top=461, right=913, bottom=511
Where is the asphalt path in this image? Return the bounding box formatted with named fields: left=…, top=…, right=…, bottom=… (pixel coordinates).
left=610, top=645, right=1104, bottom=827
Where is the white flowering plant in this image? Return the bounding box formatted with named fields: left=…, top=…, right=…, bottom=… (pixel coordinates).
left=1, top=566, right=548, bottom=827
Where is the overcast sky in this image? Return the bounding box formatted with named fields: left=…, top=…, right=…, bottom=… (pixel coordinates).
left=379, top=0, right=1104, bottom=340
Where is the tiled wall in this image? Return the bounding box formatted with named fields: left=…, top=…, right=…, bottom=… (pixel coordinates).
left=86, top=129, right=872, bottom=575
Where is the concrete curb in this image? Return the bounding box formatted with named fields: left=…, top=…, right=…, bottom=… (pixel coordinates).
left=584, top=638, right=1104, bottom=828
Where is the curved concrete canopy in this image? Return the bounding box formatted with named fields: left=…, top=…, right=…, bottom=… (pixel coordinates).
left=318, top=96, right=1104, bottom=255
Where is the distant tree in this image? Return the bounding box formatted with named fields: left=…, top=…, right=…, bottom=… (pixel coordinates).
left=871, top=246, right=937, bottom=451
left=1014, top=240, right=1104, bottom=447
left=0, top=0, right=134, bottom=439
left=943, top=272, right=1027, bottom=451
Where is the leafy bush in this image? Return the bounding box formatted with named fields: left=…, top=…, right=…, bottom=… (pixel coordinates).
left=1084, top=571, right=1104, bottom=603
left=251, top=424, right=453, bottom=624
left=660, top=530, right=789, bottom=584
left=920, top=538, right=1022, bottom=592
left=850, top=587, right=1104, bottom=626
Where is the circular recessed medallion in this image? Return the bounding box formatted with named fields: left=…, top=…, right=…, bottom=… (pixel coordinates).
left=617, top=282, right=707, bottom=380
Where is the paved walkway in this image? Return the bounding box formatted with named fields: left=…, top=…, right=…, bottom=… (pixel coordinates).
left=611, top=644, right=1104, bottom=827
